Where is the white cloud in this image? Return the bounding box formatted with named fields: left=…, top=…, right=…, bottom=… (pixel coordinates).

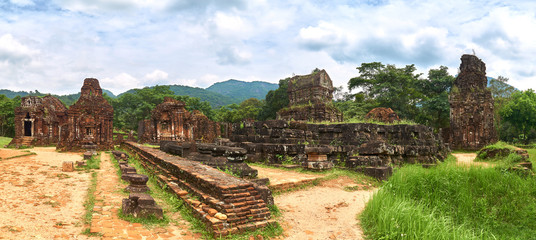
left=1, top=0, right=536, bottom=96
left=9, top=0, right=34, bottom=6
left=100, top=73, right=139, bottom=95
left=144, top=69, right=169, bottom=82
left=0, top=34, right=39, bottom=65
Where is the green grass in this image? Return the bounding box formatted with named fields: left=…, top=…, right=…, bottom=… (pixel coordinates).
left=527, top=148, right=536, bottom=166
left=81, top=171, right=98, bottom=235
left=0, top=137, right=12, bottom=147
left=77, top=153, right=101, bottom=170
left=361, top=159, right=536, bottom=239
left=249, top=163, right=379, bottom=195
left=482, top=141, right=517, bottom=150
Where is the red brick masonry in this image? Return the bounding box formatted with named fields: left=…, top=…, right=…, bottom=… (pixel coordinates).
left=122, top=141, right=273, bottom=237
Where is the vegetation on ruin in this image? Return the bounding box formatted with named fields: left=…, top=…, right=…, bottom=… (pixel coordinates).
left=114, top=149, right=284, bottom=239
left=361, top=155, right=536, bottom=240
left=310, top=118, right=419, bottom=126
left=249, top=163, right=379, bottom=195
left=78, top=153, right=101, bottom=170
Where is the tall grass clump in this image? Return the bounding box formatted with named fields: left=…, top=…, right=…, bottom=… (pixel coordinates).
left=361, top=161, right=536, bottom=239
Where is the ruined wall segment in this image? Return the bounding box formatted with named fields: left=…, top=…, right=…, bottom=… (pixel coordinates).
left=227, top=120, right=448, bottom=179
left=122, top=141, right=273, bottom=237
left=277, top=69, right=342, bottom=122
left=138, top=97, right=220, bottom=144
left=57, top=78, right=114, bottom=151
left=449, top=55, right=497, bottom=150
left=9, top=95, right=67, bottom=147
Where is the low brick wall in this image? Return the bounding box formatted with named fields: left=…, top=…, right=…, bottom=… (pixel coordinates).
left=122, top=141, right=273, bottom=237
left=227, top=120, right=449, bottom=179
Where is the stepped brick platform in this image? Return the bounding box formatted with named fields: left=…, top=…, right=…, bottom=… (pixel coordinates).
left=122, top=141, right=273, bottom=237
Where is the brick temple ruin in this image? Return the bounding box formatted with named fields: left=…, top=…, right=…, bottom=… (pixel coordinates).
left=365, top=107, right=400, bottom=123
left=57, top=78, right=114, bottom=151
left=277, top=69, right=343, bottom=122
left=226, top=120, right=448, bottom=177
left=448, top=54, right=497, bottom=150
left=10, top=78, right=114, bottom=150
left=138, top=97, right=219, bottom=144
left=9, top=95, right=67, bottom=147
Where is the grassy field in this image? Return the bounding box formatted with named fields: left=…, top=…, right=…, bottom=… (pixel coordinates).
left=361, top=155, right=536, bottom=240
left=0, top=137, right=12, bottom=147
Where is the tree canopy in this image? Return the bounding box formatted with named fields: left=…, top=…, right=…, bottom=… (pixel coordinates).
left=500, top=89, right=536, bottom=143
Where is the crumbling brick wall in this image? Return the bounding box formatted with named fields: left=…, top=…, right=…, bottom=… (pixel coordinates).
left=449, top=54, right=497, bottom=150
left=365, top=107, right=400, bottom=123
left=138, top=98, right=219, bottom=144
left=122, top=141, right=273, bottom=237
left=57, top=78, right=114, bottom=151
left=277, top=69, right=342, bottom=122
left=227, top=120, right=448, bottom=179
left=9, top=95, right=67, bottom=147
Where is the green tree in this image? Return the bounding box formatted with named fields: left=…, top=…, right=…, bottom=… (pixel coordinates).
left=489, top=76, right=518, bottom=140
left=215, top=98, right=264, bottom=123
left=416, top=66, right=455, bottom=131
left=500, top=89, right=536, bottom=143
left=348, top=62, right=423, bottom=120
left=175, top=95, right=215, bottom=120
left=111, top=86, right=175, bottom=131
left=258, top=78, right=289, bottom=120
left=0, top=95, right=20, bottom=137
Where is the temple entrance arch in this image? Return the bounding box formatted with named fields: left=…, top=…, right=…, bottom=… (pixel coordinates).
left=24, top=113, right=32, bottom=136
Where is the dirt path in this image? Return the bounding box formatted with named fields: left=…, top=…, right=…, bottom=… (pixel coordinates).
left=0, top=147, right=90, bottom=239
left=275, top=176, right=374, bottom=240
left=453, top=153, right=492, bottom=167
left=89, top=152, right=197, bottom=239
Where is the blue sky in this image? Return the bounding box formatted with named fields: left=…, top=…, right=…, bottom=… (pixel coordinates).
left=0, top=0, right=535, bottom=95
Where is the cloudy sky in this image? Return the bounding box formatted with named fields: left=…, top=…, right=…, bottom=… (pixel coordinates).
left=1, top=0, right=535, bottom=95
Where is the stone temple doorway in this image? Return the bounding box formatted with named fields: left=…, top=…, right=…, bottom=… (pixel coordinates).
left=24, top=113, right=32, bottom=136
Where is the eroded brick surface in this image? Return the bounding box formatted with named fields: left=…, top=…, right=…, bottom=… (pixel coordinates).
left=123, top=141, right=274, bottom=237
left=57, top=78, right=114, bottom=151
left=448, top=54, right=497, bottom=150
left=138, top=97, right=219, bottom=144
left=277, top=69, right=342, bottom=122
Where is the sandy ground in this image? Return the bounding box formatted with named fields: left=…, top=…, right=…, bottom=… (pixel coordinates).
left=453, top=153, right=492, bottom=167
left=275, top=176, right=374, bottom=240
left=0, top=147, right=90, bottom=239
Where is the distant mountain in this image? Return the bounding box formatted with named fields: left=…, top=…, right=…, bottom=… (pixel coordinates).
left=0, top=89, right=117, bottom=107
left=119, top=85, right=238, bottom=108
left=0, top=79, right=277, bottom=108
left=0, top=89, right=31, bottom=98
left=206, top=79, right=278, bottom=102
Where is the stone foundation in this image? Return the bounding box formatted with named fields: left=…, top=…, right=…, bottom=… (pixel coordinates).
left=227, top=120, right=448, bottom=179
left=122, top=141, right=274, bottom=237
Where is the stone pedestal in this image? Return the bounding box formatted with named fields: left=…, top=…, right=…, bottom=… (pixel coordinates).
left=121, top=166, right=137, bottom=181
left=122, top=193, right=163, bottom=219
left=125, top=174, right=150, bottom=193
left=112, top=150, right=129, bottom=160
left=62, top=161, right=74, bottom=172
left=83, top=151, right=92, bottom=160
left=305, top=146, right=333, bottom=170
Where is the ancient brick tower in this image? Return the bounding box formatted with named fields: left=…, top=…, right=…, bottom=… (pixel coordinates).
left=57, top=78, right=114, bottom=151
left=277, top=69, right=342, bottom=122
left=9, top=95, right=67, bottom=147
left=137, top=97, right=219, bottom=144
left=449, top=54, right=497, bottom=150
